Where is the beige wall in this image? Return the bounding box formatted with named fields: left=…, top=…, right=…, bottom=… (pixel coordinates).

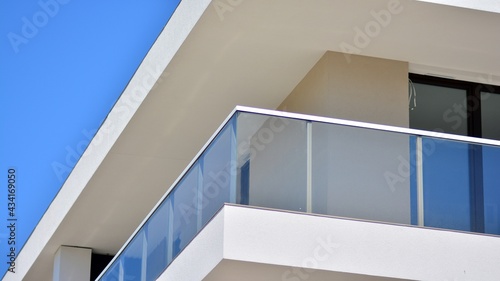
left=278, top=51, right=409, bottom=127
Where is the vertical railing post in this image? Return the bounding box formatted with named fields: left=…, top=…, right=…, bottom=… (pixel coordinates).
left=470, top=144, right=485, bottom=233
left=229, top=116, right=237, bottom=204
left=166, top=200, right=174, bottom=262
left=196, top=162, right=203, bottom=230
left=416, top=136, right=425, bottom=226
left=306, top=121, right=312, bottom=213
left=141, top=231, right=147, bottom=281
left=118, top=259, right=124, bottom=281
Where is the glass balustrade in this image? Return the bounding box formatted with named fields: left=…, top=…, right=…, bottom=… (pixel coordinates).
left=98, top=107, right=500, bottom=281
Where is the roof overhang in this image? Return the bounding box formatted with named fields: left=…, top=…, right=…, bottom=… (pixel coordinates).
left=9, top=0, right=500, bottom=280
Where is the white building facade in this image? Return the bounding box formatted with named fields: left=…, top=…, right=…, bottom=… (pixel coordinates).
left=5, top=0, right=500, bottom=280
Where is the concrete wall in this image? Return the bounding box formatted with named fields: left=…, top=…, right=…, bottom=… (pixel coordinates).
left=278, top=51, right=409, bottom=128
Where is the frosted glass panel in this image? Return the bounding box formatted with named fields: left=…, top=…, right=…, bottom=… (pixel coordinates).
left=311, top=122, right=411, bottom=224
left=236, top=113, right=307, bottom=212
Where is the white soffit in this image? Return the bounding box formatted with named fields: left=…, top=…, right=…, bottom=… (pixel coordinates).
left=417, top=0, right=500, bottom=14
left=11, top=0, right=500, bottom=280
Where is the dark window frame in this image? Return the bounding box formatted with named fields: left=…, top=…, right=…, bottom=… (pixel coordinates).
left=409, top=73, right=500, bottom=233
left=409, top=73, right=500, bottom=138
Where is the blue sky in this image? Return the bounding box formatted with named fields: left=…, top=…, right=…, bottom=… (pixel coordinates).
left=0, top=0, right=180, bottom=275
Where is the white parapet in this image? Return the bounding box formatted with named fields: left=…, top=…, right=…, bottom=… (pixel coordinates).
left=159, top=204, right=500, bottom=281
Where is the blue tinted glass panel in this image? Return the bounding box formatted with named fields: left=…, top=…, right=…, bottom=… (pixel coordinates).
left=146, top=198, right=171, bottom=280
left=423, top=138, right=471, bottom=231
left=101, top=259, right=121, bottom=281
left=483, top=145, right=500, bottom=235
left=201, top=122, right=236, bottom=226
left=171, top=164, right=200, bottom=258
left=122, top=232, right=145, bottom=281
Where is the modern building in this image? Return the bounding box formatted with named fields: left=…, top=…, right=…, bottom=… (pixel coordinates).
left=5, top=0, right=500, bottom=280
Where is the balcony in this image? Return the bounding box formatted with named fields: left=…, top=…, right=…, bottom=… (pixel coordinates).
left=98, top=106, right=500, bottom=281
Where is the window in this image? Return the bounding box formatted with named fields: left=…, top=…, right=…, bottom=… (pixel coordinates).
left=409, top=73, right=500, bottom=140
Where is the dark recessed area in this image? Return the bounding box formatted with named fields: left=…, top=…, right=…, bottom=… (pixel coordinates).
left=91, top=253, right=114, bottom=280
